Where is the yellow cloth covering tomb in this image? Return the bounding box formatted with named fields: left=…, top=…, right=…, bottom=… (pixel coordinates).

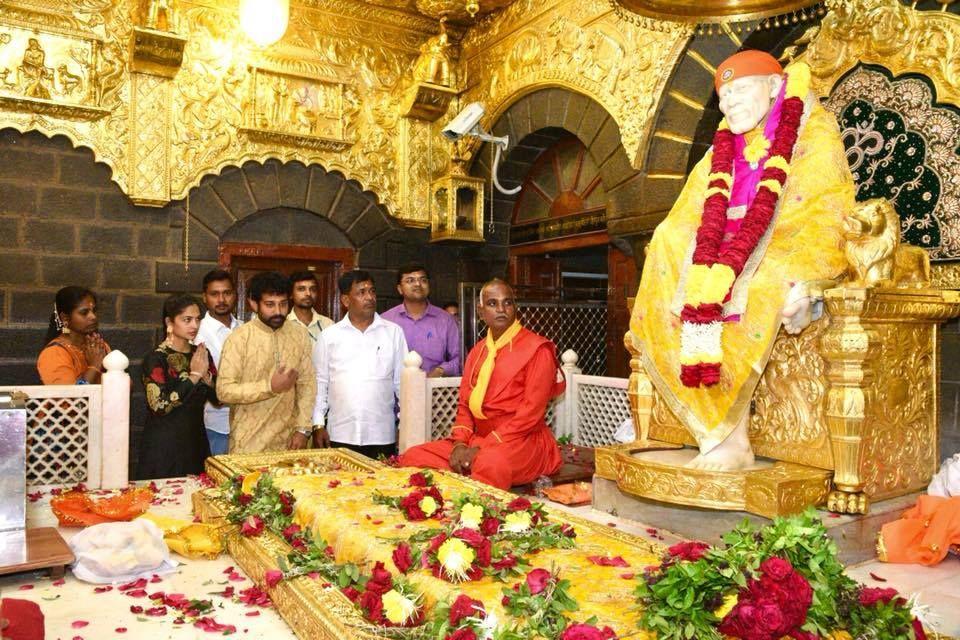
left=272, top=467, right=662, bottom=634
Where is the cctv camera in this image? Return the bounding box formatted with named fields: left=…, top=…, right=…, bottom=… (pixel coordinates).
left=442, top=102, right=485, bottom=141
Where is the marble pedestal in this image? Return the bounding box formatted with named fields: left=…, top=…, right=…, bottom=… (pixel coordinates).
left=592, top=475, right=918, bottom=565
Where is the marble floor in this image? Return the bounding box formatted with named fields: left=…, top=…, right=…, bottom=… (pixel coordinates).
left=550, top=501, right=960, bottom=639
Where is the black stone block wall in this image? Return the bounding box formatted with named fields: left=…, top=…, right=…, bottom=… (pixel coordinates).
left=0, top=128, right=503, bottom=478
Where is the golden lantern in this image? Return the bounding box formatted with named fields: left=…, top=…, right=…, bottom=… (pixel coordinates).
left=430, top=167, right=486, bottom=243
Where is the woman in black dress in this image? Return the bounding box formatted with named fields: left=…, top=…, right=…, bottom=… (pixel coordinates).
left=137, top=294, right=216, bottom=479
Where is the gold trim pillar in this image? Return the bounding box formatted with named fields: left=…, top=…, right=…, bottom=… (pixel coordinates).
left=128, top=27, right=186, bottom=206
left=821, top=289, right=873, bottom=514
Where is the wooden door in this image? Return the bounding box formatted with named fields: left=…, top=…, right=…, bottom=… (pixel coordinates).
left=508, top=255, right=561, bottom=299
left=219, top=243, right=355, bottom=322
left=606, top=246, right=637, bottom=378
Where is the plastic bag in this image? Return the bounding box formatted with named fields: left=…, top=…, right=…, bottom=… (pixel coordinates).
left=69, top=518, right=178, bottom=584
left=929, top=453, right=960, bottom=498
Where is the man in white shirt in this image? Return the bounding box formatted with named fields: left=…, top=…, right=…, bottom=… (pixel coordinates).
left=287, top=270, right=334, bottom=344
left=312, top=270, right=407, bottom=459
left=195, top=269, right=241, bottom=456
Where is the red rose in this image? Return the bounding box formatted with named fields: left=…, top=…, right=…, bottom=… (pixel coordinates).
left=559, top=623, right=617, bottom=640
left=474, top=538, right=492, bottom=567
left=399, top=491, right=427, bottom=520
left=240, top=515, right=264, bottom=536
left=407, top=472, right=428, bottom=487
left=365, top=562, right=393, bottom=595
left=282, top=524, right=301, bottom=541
left=264, top=570, right=283, bottom=588
left=492, top=555, right=517, bottom=571
left=446, top=629, right=478, bottom=640
left=290, top=537, right=307, bottom=552
left=758, top=602, right=786, bottom=635
left=281, top=503, right=293, bottom=516
left=428, top=532, right=448, bottom=553
left=453, top=528, right=485, bottom=548
left=359, top=590, right=384, bottom=623
left=525, top=568, right=552, bottom=595
left=237, top=493, right=252, bottom=506
left=913, top=618, right=928, bottom=640
left=859, top=587, right=900, bottom=607
left=507, top=497, right=531, bottom=512
left=392, top=543, right=413, bottom=574
left=667, top=541, right=710, bottom=562
left=480, top=517, right=500, bottom=536
left=449, top=594, right=485, bottom=625
left=341, top=586, right=360, bottom=602
left=760, top=557, right=793, bottom=581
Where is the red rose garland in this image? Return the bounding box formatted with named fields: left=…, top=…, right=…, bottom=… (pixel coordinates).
left=680, top=66, right=809, bottom=388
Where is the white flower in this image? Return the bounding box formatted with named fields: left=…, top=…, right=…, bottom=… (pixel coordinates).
left=459, top=503, right=484, bottom=529
left=382, top=589, right=418, bottom=625
left=476, top=611, right=500, bottom=640
left=502, top=511, right=532, bottom=533
left=436, top=538, right=476, bottom=581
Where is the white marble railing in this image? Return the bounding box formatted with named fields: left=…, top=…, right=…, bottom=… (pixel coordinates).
left=0, top=350, right=130, bottom=489
left=398, top=349, right=631, bottom=452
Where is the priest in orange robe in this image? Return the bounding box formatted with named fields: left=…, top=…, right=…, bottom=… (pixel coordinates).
left=398, top=279, right=563, bottom=490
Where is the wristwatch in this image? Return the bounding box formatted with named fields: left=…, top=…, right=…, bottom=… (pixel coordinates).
left=295, top=426, right=314, bottom=437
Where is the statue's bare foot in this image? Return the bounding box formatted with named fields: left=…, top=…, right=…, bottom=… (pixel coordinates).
left=685, top=416, right=755, bottom=471
left=685, top=446, right=755, bottom=471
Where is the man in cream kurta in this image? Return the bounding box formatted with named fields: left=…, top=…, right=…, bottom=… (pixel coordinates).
left=217, top=271, right=317, bottom=454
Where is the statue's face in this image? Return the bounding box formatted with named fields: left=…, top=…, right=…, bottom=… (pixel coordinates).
left=717, top=74, right=783, bottom=135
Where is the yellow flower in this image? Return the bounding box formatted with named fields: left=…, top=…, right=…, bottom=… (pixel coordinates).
left=241, top=471, right=262, bottom=495
left=459, top=503, right=484, bottom=529
left=713, top=593, right=737, bottom=618
left=827, top=633, right=852, bottom=640
left=743, top=133, right=771, bottom=165
left=436, top=538, right=476, bottom=581
left=419, top=495, right=439, bottom=517
left=382, top=589, right=418, bottom=625
left=502, top=511, right=532, bottom=533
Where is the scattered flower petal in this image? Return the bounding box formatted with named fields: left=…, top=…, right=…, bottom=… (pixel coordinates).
left=71, top=621, right=89, bottom=628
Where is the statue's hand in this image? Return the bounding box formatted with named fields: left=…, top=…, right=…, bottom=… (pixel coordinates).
left=781, top=297, right=813, bottom=335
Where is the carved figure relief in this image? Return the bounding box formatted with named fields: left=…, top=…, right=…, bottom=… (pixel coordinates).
left=0, top=30, right=97, bottom=106
left=412, top=21, right=454, bottom=87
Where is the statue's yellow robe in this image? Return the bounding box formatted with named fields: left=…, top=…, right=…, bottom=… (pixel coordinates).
left=630, top=101, right=856, bottom=453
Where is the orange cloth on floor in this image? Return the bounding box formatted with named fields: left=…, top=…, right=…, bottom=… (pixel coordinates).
left=399, top=326, right=563, bottom=490
left=50, top=487, right=154, bottom=527
left=36, top=338, right=110, bottom=385
left=879, top=495, right=960, bottom=565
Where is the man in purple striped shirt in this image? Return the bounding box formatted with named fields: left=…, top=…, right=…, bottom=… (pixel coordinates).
left=382, top=263, right=461, bottom=377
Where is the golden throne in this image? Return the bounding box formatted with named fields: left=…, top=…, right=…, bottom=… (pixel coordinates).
left=595, top=0, right=960, bottom=518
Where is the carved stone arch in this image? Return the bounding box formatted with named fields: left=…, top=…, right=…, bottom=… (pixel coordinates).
left=467, top=86, right=640, bottom=251
left=181, top=159, right=397, bottom=260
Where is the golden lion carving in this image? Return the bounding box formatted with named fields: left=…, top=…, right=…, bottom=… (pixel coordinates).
left=843, top=198, right=930, bottom=288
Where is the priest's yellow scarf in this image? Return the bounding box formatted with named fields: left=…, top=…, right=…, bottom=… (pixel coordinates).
left=468, top=320, right=523, bottom=419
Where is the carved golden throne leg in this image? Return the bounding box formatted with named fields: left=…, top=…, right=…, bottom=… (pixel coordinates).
left=821, top=291, right=872, bottom=515
left=624, top=330, right=652, bottom=442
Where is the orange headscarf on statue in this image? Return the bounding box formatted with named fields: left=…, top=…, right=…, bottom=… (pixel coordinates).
left=714, top=50, right=783, bottom=90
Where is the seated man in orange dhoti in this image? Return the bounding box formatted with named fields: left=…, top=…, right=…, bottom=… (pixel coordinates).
left=399, top=279, right=563, bottom=490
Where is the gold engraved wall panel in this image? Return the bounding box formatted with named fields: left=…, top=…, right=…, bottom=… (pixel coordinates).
left=459, top=0, right=689, bottom=167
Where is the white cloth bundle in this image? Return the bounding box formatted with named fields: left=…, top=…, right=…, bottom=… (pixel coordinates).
left=928, top=453, right=960, bottom=498
left=69, top=518, right=178, bottom=583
